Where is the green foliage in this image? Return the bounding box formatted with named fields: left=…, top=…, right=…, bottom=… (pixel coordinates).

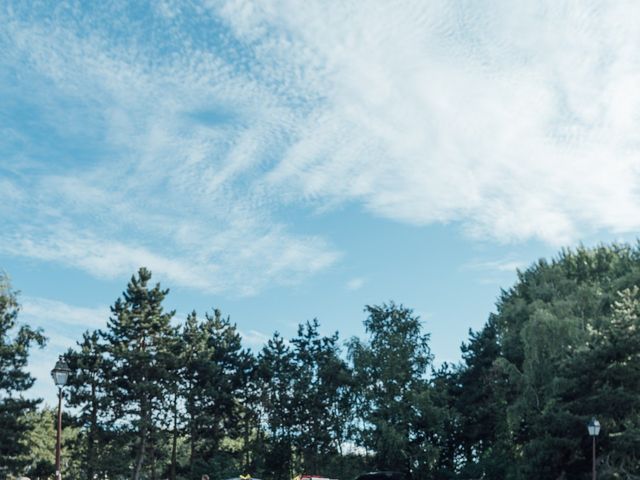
left=258, top=332, right=297, bottom=479
left=349, top=302, right=435, bottom=476
left=559, top=286, right=640, bottom=479
left=63, top=271, right=257, bottom=480
left=18, top=408, right=82, bottom=480
left=451, top=244, right=640, bottom=479
left=181, top=309, right=251, bottom=475
left=65, top=330, right=130, bottom=480
left=10, top=243, right=640, bottom=480
left=290, top=320, right=354, bottom=473
left=0, top=272, right=47, bottom=476
left=102, top=267, right=177, bottom=480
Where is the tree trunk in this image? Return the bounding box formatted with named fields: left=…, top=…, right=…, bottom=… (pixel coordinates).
left=189, top=411, right=196, bottom=473
left=243, top=410, right=250, bottom=469
left=171, top=394, right=178, bottom=480
left=151, top=438, right=157, bottom=480
left=87, top=382, right=97, bottom=480
left=133, top=419, right=148, bottom=480
left=134, top=337, right=149, bottom=480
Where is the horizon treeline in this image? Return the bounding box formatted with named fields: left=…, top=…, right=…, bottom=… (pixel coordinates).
left=3, top=243, right=640, bottom=480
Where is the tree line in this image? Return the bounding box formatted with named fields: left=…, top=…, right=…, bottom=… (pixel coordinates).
left=2, top=243, right=640, bottom=480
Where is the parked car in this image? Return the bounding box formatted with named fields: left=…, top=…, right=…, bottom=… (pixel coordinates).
left=355, top=472, right=409, bottom=480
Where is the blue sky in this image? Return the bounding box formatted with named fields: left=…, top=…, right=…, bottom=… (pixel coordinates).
left=2, top=0, right=640, bottom=405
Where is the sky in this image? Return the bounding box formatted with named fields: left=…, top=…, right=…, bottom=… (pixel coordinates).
left=2, top=0, right=640, bottom=405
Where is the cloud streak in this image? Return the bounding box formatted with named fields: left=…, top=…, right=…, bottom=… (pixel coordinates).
left=346, top=277, right=365, bottom=291
left=21, top=297, right=109, bottom=330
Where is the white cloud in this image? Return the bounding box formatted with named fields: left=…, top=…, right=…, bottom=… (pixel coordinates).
left=462, top=256, right=526, bottom=286
left=464, top=258, right=526, bottom=274
left=0, top=9, right=339, bottom=295
left=221, top=0, right=640, bottom=245
left=346, top=277, right=365, bottom=291
left=3, top=230, right=217, bottom=292
left=240, top=329, right=270, bottom=348
left=3, top=0, right=640, bottom=296
left=21, top=296, right=109, bottom=329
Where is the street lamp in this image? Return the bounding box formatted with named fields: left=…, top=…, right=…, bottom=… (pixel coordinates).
left=51, top=357, right=71, bottom=480
left=587, top=417, right=601, bottom=480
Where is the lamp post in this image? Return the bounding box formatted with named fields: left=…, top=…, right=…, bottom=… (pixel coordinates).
left=587, top=417, right=601, bottom=480
left=51, top=357, right=71, bottom=480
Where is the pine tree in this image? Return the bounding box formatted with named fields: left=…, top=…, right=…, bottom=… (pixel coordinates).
left=258, top=332, right=297, bottom=479
left=181, top=309, right=251, bottom=478
left=235, top=355, right=262, bottom=475
left=65, top=331, right=127, bottom=480
left=102, top=267, right=176, bottom=480
left=0, top=272, right=46, bottom=476
left=290, top=319, right=354, bottom=474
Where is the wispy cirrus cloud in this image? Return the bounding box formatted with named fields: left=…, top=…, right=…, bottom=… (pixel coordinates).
left=21, top=297, right=108, bottom=330
left=0, top=3, right=339, bottom=295
left=464, top=258, right=526, bottom=274
left=346, top=277, right=365, bottom=291
left=2, top=1, right=640, bottom=296
left=462, top=255, right=527, bottom=286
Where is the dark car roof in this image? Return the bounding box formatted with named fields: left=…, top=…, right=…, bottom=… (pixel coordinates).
left=355, top=472, right=408, bottom=480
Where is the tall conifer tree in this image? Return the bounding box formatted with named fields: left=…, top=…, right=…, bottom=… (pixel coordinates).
left=259, top=333, right=297, bottom=479
left=181, top=309, right=250, bottom=477
left=102, top=268, right=176, bottom=480
left=290, top=319, right=354, bottom=473
left=0, top=272, right=46, bottom=475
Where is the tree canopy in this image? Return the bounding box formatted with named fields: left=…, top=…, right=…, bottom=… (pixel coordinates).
left=4, top=243, right=640, bottom=480
left=0, top=272, right=47, bottom=474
